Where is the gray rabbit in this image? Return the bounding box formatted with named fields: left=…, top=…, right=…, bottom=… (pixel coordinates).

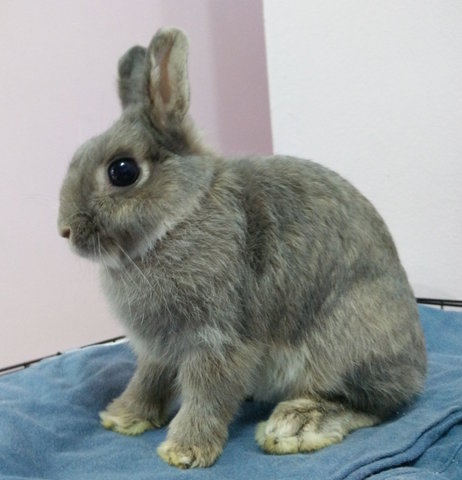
left=58, top=28, right=426, bottom=469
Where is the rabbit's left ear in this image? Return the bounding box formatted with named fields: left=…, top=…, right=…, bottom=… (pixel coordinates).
left=118, top=45, right=147, bottom=109
left=146, top=27, right=190, bottom=128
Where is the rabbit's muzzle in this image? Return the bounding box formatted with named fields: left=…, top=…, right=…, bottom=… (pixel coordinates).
left=59, top=214, right=102, bottom=260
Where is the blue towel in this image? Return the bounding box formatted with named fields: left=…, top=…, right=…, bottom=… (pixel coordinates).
left=0, top=305, right=461, bottom=480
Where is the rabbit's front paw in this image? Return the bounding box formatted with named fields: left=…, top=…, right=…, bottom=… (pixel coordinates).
left=157, top=440, right=222, bottom=469
left=99, top=396, right=165, bottom=436
left=99, top=408, right=153, bottom=435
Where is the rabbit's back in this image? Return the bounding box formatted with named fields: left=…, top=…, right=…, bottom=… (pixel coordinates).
left=232, top=155, right=406, bottom=327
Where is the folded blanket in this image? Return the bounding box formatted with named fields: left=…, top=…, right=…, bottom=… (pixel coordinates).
left=0, top=305, right=461, bottom=480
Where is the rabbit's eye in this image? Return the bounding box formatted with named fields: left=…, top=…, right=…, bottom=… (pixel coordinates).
left=108, top=157, right=140, bottom=187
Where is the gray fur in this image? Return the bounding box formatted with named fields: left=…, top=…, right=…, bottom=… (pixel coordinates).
left=118, top=45, right=147, bottom=109
left=58, top=28, right=426, bottom=468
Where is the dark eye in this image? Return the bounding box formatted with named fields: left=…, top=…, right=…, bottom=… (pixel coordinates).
left=108, top=157, right=140, bottom=187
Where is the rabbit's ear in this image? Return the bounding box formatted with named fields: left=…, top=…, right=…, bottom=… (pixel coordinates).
left=146, top=28, right=190, bottom=128
left=118, top=46, right=147, bottom=109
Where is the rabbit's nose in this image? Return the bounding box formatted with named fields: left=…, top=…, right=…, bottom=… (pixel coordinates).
left=60, top=227, right=71, bottom=239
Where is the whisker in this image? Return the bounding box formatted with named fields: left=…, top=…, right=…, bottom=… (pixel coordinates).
left=98, top=236, right=138, bottom=322
left=91, top=235, right=98, bottom=259
left=115, top=242, right=156, bottom=292
left=96, top=233, right=106, bottom=266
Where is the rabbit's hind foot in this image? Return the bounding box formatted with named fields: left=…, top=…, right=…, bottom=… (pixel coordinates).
left=255, top=397, right=378, bottom=454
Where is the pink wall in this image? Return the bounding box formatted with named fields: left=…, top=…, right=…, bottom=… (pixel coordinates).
left=0, top=0, right=272, bottom=368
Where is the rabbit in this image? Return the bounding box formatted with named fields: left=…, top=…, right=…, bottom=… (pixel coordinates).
left=58, top=27, right=427, bottom=469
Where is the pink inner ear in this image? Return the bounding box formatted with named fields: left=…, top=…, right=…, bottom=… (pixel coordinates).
left=156, top=44, right=172, bottom=105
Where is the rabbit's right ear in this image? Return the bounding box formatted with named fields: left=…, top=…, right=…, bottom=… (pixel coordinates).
left=118, top=45, right=147, bottom=109
left=145, top=28, right=190, bottom=129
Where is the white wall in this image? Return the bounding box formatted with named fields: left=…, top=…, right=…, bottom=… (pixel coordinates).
left=0, top=0, right=272, bottom=368
left=263, top=0, right=462, bottom=299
